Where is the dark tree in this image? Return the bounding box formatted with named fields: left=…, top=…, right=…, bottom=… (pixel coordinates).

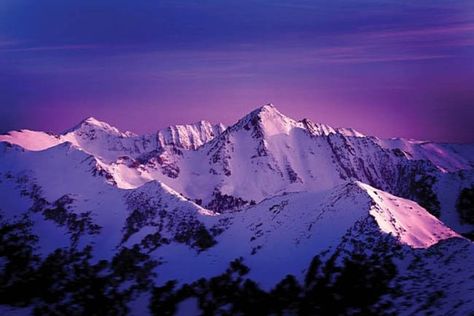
left=457, top=186, right=474, bottom=224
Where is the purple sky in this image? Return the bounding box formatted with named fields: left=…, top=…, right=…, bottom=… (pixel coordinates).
left=0, top=0, right=473, bottom=142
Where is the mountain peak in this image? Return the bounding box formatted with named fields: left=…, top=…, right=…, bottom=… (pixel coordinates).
left=82, top=116, right=102, bottom=125
left=258, top=103, right=277, bottom=111
left=67, top=116, right=130, bottom=137
left=233, top=104, right=297, bottom=137
left=251, top=103, right=282, bottom=117
left=76, top=116, right=114, bottom=130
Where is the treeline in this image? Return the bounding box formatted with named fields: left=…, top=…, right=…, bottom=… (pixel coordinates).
left=149, top=251, right=398, bottom=316
left=0, top=213, right=398, bottom=315
left=0, top=214, right=157, bottom=316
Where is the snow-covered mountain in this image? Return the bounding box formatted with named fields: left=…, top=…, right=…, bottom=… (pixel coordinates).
left=0, top=104, right=473, bottom=315
left=0, top=117, right=225, bottom=161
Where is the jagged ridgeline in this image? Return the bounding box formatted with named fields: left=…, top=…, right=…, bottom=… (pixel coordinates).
left=0, top=104, right=473, bottom=315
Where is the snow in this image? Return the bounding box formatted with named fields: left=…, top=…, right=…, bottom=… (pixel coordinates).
left=0, top=117, right=224, bottom=164
left=378, top=137, right=474, bottom=172
left=358, top=182, right=460, bottom=248
left=149, top=182, right=462, bottom=288
left=2, top=104, right=472, bottom=229
left=0, top=104, right=473, bottom=314
left=0, top=134, right=463, bottom=287
left=157, top=120, right=226, bottom=150
left=0, top=129, right=62, bottom=151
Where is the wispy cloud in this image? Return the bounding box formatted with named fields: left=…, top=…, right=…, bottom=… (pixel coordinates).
left=3, top=17, right=473, bottom=80
left=306, top=21, right=474, bottom=64
left=366, top=22, right=474, bottom=40
left=0, top=44, right=100, bottom=53
left=0, top=39, right=22, bottom=47
left=318, top=54, right=453, bottom=64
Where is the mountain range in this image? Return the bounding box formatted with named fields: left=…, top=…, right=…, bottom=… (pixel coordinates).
left=0, top=104, right=473, bottom=315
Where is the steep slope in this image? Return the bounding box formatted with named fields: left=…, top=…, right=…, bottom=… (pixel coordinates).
left=146, top=181, right=461, bottom=288
left=0, top=139, right=463, bottom=282
left=156, top=121, right=226, bottom=150
left=0, top=107, right=472, bottom=246
left=155, top=105, right=471, bottom=220
left=144, top=183, right=471, bottom=315
left=2, top=105, right=474, bottom=235
left=0, top=141, right=122, bottom=256
left=0, top=117, right=225, bottom=162
left=179, top=105, right=389, bottom=206
left=359, top=182, right=459, bottom=247
left=2, top=105, right=472, bottom=235
left=0, top=141, right=218, bottom=259
left=0, top=117, right=473, bottom=314
left=378, top=137, right=474, bottom=172
left=62, top=117, right=226, bottom=161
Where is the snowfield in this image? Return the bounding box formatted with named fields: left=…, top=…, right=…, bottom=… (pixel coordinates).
left=0, top=104, right=473, bottom=315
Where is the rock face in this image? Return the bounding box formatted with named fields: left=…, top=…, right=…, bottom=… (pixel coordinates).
left=0, top=104, right=473, bottom=315
left=156, top=120, right=226, bottom=150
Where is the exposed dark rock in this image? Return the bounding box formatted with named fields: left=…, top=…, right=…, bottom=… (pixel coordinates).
left=206, top=190, right=250, bottom=213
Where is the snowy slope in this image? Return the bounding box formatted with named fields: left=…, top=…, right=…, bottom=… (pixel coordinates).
left=149, top=181, right=461, bottom=288
left=0, top=141, right=464, bottom=290
left=0, top=130, right=63, bottom=151
left=359, top=182, right=459, bottom=248
left=0, top=104, right=473, bottom=315
left=0, top=141, right=216, bottom=260
left=378, top=137, right=474, bottom=172
left=156, top=120, right=226, bottom=150
left=1, top=105, right=473, bottom=232
left=155, top=104, right=405, bottom=204
left=0, top=117, right=225, bottom=162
